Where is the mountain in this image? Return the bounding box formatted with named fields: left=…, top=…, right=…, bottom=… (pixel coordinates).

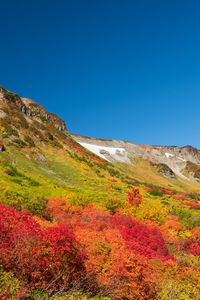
left=0, top=86, right=129, bottom=212
left=0, top=86, right=200, bottom=300
left=73, top=134, right=200, bottom=188
left=73, top=135, right=200, bottom=175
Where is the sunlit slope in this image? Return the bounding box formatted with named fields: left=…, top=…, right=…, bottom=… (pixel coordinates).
left=1, top=87, right=200, bottom=300
left=115, top=158, right=200, bottom=193
left=0, top=87, right=131, bottom=212
left=0, top=144, right=132, bottom=213
left=0, top=85, right=200, bottom=215
left=73, top=134, right=200, bottom=192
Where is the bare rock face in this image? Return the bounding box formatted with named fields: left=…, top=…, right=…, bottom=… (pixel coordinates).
left=0, top=86, right=67, bottom=132
left=21, top=98, right=66, bottom=131
left=152, top=163, right=176, bottom=179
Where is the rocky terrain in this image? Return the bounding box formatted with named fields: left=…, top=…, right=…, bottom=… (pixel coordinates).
left=0, top=86, right=66, bottom=132
left=73, top=134, right=200, bottom=182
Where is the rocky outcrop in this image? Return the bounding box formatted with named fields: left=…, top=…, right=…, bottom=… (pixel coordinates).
left=0, top=86, right=24, bottom=107
left=154, top=145, right=200, bottom=165
left=0, top=86, right=66, bottom=132
left=152, top=163, right=176, bottom=179
left=21, top=98, right=66, bottom=131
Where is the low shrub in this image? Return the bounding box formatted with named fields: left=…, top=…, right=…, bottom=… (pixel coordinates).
left=0, top=204, right=86, bottom=293
left=0, top=267, right=20, bottom=299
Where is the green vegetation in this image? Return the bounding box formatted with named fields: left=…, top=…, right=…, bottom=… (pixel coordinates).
left=0, top=88, right=200, bottom=299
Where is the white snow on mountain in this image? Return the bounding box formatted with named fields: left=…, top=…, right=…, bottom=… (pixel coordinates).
left=165, top=153, right=174, bottom=158
left=78, top=142, right=129, bottom=162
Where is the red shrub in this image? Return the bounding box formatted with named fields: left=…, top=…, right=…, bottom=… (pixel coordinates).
left=0, top=204, right=85, bottom=291
left=46, top=202, right=172, bottom=298
left=186, top=241, right=200, bottom=257
left=160, top=188, right=173, bottom=196
left=184, top=228, right=200, bottom=257
left=186, top=201, right=200, bottom=210
left=47, top=201, right=172, bottom=262
left=171, top=192, right=188, bottom=201
left=127, top=187, right=142, bottom=207
left=111, top=214, right=172, bottom=261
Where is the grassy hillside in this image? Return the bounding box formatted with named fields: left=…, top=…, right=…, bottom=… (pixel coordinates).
left=0, top=87, right=200, bottom=299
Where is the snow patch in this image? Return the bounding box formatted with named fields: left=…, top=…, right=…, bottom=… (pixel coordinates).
left=165, top=152, right=186, bottom=162
left=78, top=142, right=129, bottom=162
left=165, top=153, right=174, bottom=158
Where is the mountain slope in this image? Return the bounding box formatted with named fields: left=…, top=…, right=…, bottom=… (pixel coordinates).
left=0, top=86, right=200, bottom=300
left=73, top=134, right=200, bottom=191
left=0, top=85, right=200, bottom=211
left=0, top=86, right=132, bottom=213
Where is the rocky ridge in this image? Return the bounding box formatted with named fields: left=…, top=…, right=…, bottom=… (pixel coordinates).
left=0, top=86, right=66, bottom=132
left=72, top=134, right=200, bottom=182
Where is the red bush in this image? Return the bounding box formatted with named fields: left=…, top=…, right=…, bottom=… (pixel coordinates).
left=184, top=229, right=200, bottom=257
left=0, top=204, right=85, bottom=291
left=186, top=201, right=200, bottom=210
left=73, top=212, right=159, bottom=299
left=186, top=241, right=200, bottom=257
left=127, top=187, right=142, bottom=207
left=111, top=214, right=172, bottom=261
left=47, top=201, right=172, bottom=262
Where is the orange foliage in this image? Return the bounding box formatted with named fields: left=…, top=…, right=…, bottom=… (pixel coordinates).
left=160, top=215, right=183, bottom=243
left=75, top=219, right=159, bottom=299
left=47, top=201, right=167, bottom=298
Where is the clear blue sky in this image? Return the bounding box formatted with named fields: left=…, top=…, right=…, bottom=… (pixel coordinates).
left=0, top=0, right=200, bottom=147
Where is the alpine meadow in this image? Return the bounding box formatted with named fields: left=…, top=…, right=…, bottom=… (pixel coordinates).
left=1, top=1, right=200, bottom=299
left=0, top=86, right=199, bottom=299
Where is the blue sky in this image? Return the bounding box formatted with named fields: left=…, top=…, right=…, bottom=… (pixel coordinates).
left=0, top=0, right=200, bottom=147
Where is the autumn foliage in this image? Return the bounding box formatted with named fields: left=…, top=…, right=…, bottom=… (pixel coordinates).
left=1, top=190, right=200, bottom=299
left=111, top=214, right=172, bottom=260
left=72, top=206, right=160, bottom=299
left=127, top=187, right=142, bottom=207
left=0, top=204, right=85, bottom=293
left=184, top=227, right=200, bottom=257
left=45, top=200, right=175, bottom=299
